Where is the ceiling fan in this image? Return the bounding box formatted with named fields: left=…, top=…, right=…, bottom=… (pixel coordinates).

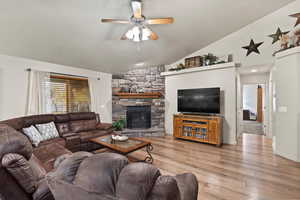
left=101, top=0, right=174, bottom=42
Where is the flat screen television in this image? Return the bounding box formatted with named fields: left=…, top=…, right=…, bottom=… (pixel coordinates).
left=178, top=88, right=220, bottom=114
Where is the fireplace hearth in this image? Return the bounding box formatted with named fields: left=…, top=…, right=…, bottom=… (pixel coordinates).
left=126, top=106, right=151, bottom=129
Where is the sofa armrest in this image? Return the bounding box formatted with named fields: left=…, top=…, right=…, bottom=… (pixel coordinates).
left=175, top=173, right=198, bottom=200
left=96, top=123, right=113, bottom=131
left=61, top=133, right=81, bottom=153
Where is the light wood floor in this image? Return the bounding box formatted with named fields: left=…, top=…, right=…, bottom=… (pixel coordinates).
left=131, top=134, right=300, bottom=200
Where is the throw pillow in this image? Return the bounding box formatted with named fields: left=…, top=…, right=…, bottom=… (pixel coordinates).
left=36, top=122, right=59, bottom=141
left=22, top=126, right=43, bottom=147
left=2, top=153, right=45, bottom=194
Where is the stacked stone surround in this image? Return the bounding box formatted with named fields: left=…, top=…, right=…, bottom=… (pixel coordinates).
left=112, top=65, right=165, bottom=137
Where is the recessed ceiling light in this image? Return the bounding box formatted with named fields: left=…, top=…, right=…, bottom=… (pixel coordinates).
left=251, top=69, right=258, bottom=73
left=135, top=62, right=145, bottom=66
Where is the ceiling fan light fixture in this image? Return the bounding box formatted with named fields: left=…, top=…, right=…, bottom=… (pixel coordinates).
left=102, top=0, right=174, bottom=42
left=124, top=25, right=154, bottom=42
left=132, top=26, right=141, bottom=42
left=142, top=27, right=151, bottom=41
left=125, top=30, right=134, bottom=40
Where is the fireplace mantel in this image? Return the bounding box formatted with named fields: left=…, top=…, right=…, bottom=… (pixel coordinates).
left=114, top=92, right=161, bottom=99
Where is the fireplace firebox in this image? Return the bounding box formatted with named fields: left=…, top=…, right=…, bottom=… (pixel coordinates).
left=126, top=106, right=151, bottom=129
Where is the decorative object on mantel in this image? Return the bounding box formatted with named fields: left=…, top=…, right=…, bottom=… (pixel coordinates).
left=273, top=25, right=300, bottom=56
left=289, top=13, right=300, bottom=27
left=112, top=87, right=121, bottom=94
left=114, top=92, right=161, bottom=99
left=120, top=87, right=130, bottom=93
left=242, top=39, right=264, bottom=56
left=268, top=28, right=289, bottom=44
left=280, top=34, right=290, bottom=49
left=203, top=53, right=218, bottom=66
left=169, top=63, right=185, bottom=71
left=185, top=56, right=203, bottom=68
left=168, top=53, right=230, bottom=72
left=162, top=62, right=236, bottom=77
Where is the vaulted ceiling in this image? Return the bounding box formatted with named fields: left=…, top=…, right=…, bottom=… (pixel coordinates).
left=0, top=0, right=295, bottom=73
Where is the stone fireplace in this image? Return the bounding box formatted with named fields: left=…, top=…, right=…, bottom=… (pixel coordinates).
left=112, top=66, right=165, bottom=137
left=127, top=105, right=151, bottom=129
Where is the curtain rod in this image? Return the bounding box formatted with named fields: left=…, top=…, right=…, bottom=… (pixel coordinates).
left=26, top=68, right=101, bottom=80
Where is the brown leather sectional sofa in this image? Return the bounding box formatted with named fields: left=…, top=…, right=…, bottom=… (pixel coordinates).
left=0, top=112, right=113, bottom=200
left=0, top=112, right=199, bottom=200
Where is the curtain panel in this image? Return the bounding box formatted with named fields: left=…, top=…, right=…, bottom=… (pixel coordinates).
left=88, top=77, right=102, bottom=116
left=26, top=70, right=51, bottom=115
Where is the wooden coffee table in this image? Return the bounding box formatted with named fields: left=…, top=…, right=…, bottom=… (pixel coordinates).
left=89, top=135, right=154, bottom=164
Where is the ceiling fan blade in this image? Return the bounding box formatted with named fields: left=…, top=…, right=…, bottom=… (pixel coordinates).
left=146, top=18, right=174, bottom=25
left=149, top=31, right=158, bottom=40
left=131, top=0, right=142, bottom=19
left=121, top=34, right=128, bottom=40
left=101, top=19, right=130, bottom=24
left=146, top=27, right=158, bottom=40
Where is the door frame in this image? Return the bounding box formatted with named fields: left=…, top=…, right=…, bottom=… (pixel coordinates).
left=237, top=68, right=272, bottom=139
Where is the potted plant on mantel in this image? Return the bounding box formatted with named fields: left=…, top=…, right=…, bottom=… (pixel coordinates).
left=112, top=119, right=125, bottom=135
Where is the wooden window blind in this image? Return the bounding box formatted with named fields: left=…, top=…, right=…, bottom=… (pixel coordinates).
left=49, top=75, right=91, bottom=114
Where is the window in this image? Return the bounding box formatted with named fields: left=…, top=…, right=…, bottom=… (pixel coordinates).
left=49, top=74, right=91, bottom=113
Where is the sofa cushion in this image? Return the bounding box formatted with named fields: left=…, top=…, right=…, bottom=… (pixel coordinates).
left=29, top=154, right=47, bottom=179
left=70, top=120, right=97, bottom=133
left=69, top=112, right=96, bottom=121
left=39, top=137, right=66, bottom=147
left=79, top=130, right=108, bottom=142
left=22, top=126, right=43, bottom=147
left=73, top=153, right=129, bottom=195
left=56, top=123, right=70, bottom=136
left=23, top=115, right=55, bottom=128
left=33, top=143, right=71, bottom=172
left=54, top=114, right=70, bottom=123
left=36, top=122, right=60, bottom=141
left=2, top=153, right=46, bottom=194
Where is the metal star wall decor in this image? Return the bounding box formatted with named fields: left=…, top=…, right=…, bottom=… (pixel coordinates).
left=242, top=39, right=264, bottom=56
left=268, top=28, right=289, bottom=44
left=289, top=13, right=300, bottom=27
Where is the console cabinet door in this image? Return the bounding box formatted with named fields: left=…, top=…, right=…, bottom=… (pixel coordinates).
left=208, top=120, right=218, bottom=144
left=173, top=117, right=182, bottom=137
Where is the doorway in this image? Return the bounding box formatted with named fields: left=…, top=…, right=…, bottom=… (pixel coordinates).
left=241, top=84, right=265, bottom=135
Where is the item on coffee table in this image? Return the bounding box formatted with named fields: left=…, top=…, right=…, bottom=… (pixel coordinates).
left=112, top=135, right=128, bottom=142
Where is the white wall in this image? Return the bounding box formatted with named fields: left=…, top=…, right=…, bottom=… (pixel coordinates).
left=240, top=73, right=270, bottom=85
left=0, top=54, right=112, bottom=123
left=243, top=85, right=258, bottom=114
left=164, top=65, right=237, bottom=145
left=166, top=1, right=300, bottom=142
left=167, top=1, right=300, bottom=69
left=273, top=47, right=300, bottom=162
